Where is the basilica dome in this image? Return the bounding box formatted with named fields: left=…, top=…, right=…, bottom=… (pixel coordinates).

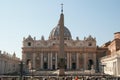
left=49, top=25, right=72, bottom=40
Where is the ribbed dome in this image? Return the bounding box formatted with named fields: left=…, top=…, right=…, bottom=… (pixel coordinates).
left=49, top=25, right=72, bottom=40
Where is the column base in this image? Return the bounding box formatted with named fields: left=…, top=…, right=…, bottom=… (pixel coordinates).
left=58, top=69, right=65, bottom=76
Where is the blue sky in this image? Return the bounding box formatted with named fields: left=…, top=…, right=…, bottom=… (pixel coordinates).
left=0, top=0, right=120, bottom=59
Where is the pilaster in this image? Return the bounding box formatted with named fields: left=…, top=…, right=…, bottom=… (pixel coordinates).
left=33, top=53, right=36, bottom=69
left=50, top=53, right=53, bottom=69
left=48, top=53, right=50, bottom=69
left=67, top=53, right=70, bottom=69
left=77, top=53, right=79, bottom=70
left=41, top=53, right=43, bottom=69
left=93, top=53, right=96, bottom=70
left=83, top=53, right=87, bottom=70
left=70, top=53, right=72, bottom=69
left=118, top=58, right=120, bottom=75
left=55, top=53, right=58, bottom=69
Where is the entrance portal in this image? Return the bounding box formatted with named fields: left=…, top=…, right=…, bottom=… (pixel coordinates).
left=88, top=59, right=93, bottom=70
left=72, top=63, right=76, bottom=69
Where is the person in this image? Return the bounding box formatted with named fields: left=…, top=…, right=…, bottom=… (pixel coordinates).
left=87, top=77, right=90, bottom=80
left=95, top=78, right=98, bottom=80
left=75, top=76, right=78, bottom=80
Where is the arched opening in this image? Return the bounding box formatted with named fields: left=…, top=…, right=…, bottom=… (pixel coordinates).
left=88, top=59, right=94, bottom=70
left=28, top=42, right=31, bottom=46
left=43, top=62, right=48, bottom=69
left=65, top=65, right=67, bottom=69
left=52, top=65, right=55, bottom=70
left=72, top=63, right=76, bottom=70
left=26, top=59, right=32, bottom=69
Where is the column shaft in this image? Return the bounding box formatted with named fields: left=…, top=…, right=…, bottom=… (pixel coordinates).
left=77, top=53, right=79, bottom=70
left=70, top=53, right=72, bottom=69
left=50, top=53, right=53, bottom=69
left=55, top=53, right=58, bottom=69
left=33, top=53, right=36, bottom=69
left=67, top=53, right=70, bottom=69
left=83, top=53, right=87, bottom=70
left=48, top=53, right=50, bottom=69
left=41, top=53, right=43, bottom=69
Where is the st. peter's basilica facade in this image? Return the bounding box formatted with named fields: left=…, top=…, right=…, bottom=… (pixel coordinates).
left=22, top=11, right=108, bottom=72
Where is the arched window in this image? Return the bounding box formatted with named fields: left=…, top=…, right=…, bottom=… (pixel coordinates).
left=28, top=42, right=31, bottom=46
left=88, top=42, right=92, bottom=46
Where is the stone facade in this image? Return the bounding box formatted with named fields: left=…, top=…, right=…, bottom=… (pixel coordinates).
left=101, top=50, right=120, bottom=76
left=102, top=32, right=120, bottom=54
left=101, top=32, right=120, bottom=77
left=0, top=51, right=20, bottom=75
left=22, top=12, right=108, bottom=72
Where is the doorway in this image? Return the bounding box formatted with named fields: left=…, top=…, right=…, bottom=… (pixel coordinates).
left=88, top=59, right=93, bottom=70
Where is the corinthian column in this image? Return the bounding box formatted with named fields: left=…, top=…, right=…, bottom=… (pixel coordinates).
left=70, top=53, right=72, bottom=69
left=50, top=53, right=53, bottom=69
left=41, top=53, right=43, bottom=69
left=55, top=53, right=58, bottom=69
left=33, top=53, right=36, bottom=69
left=77, top=53, right=79, bottom=70
left=67, top=53, right=70, bottom=69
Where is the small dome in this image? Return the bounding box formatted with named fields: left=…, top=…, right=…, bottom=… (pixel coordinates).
left=49, top=25, right=72, bottom=40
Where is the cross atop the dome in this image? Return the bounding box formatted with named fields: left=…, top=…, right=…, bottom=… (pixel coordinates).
left=61, top=3, right=63, bottom=13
